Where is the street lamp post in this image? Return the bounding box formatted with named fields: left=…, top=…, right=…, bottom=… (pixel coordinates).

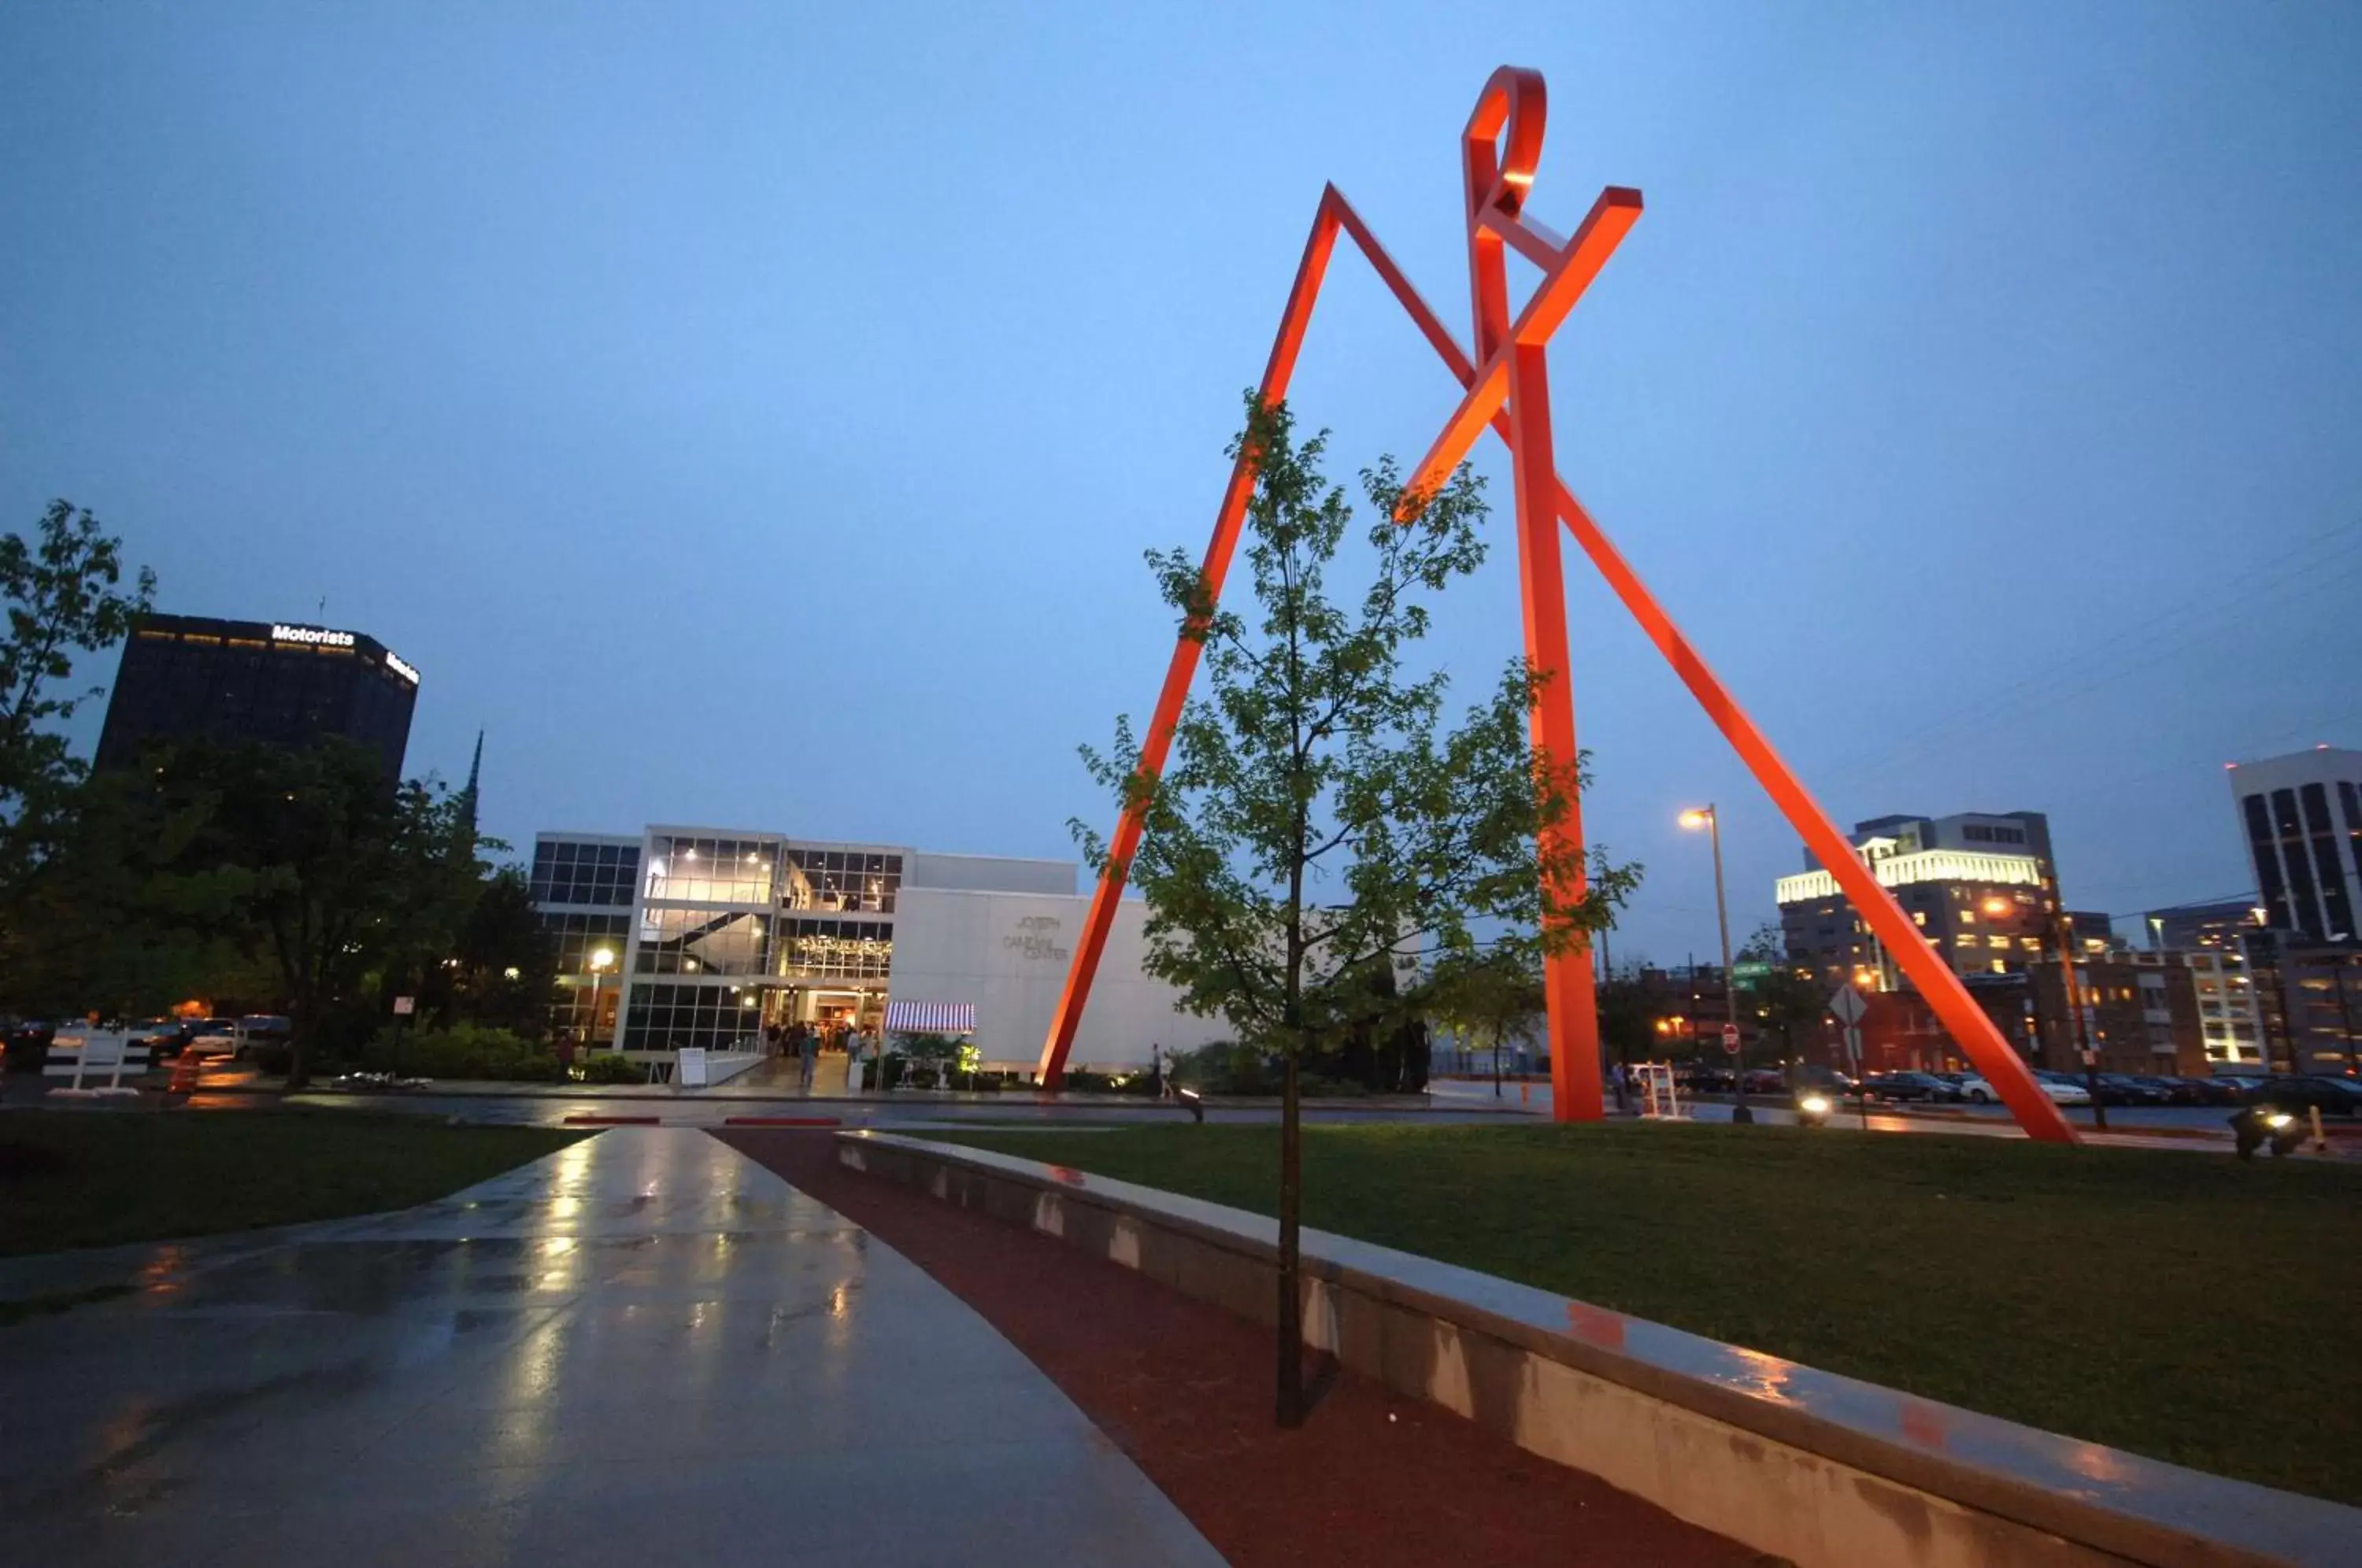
left=2039, top=914, right=2105, bottom=1132
left=1681, top=806, right=1749, bottom=1124
left=589, top=947, right=616, bottom=1050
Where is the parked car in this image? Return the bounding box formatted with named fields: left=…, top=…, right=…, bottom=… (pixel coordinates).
left=230, top=1015, right=293, bottom=1059
left=1739, top=1068, right=1787, bottom=1096
left=128, top=1017, right=204, bottom=1059
left=183, top=1018, right=242, bottom=1059
left=2091, top=1073, right=2172, bottom=1107
left=5, top=1019, right=57, bottom=1073
left=1786, top=1063, right=1857, bottom=1095
left=2134, top=1074, right=2226, bottom=1106
left=1955, top=1073, right=2003, bottom=1104
left=2181, top=1076, right=2243, bottom=1106
left=2249, top=1075, right=2362, bottom=1119
left=1958, top=1071, right=2094, bottom=1107
left=2033, top=1071, right=2098, bottom=1106
left=1861, top=1071, right=1951, bottom=1103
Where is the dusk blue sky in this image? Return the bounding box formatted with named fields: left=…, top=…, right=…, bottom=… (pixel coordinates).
left=4, top=3, right=2358, bottom=965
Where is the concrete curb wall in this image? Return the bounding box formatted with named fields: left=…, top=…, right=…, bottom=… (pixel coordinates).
left=836, top=1131, right=2357, bottom=1568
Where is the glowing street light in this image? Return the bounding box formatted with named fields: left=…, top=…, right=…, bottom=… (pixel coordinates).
left=589, top=946, right=616, bottom=1048
left=1679, top=804, right=1749, bottom=1125
left=1981, top=896, right=2012, bottom=919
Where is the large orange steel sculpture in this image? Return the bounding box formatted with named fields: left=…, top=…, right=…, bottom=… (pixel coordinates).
left=1038, top=66, right=2078, bottom=1145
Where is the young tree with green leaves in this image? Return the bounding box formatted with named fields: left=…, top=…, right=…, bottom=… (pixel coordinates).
left=1076, top=396, right=1638, bottom=1426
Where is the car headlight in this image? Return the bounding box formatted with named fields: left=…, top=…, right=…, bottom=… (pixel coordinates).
left=1799, top=1094, right=1831, bottom=1115
left=2264, top=1112, right=2294, bottom=1130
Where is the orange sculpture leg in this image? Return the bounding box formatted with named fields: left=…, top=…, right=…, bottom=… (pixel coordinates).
left=1036, top=66, right=2078, bottom=1146
left=1460, top=71, right=1604, bottom=1119
left=1035, top=195, right=1346, bottom=1085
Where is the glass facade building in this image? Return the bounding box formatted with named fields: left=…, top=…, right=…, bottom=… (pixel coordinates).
left=530, top=825, right=918, bottom=1056
left=530, top=834, right=640, bottom=1044
left=95, top=612, right=420, bottom=778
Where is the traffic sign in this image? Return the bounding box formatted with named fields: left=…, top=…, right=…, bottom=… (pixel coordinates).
left=1828, top=985, right=1868, bottom=1026
left=392, top=996, right=415, bottom=1017
left=1731, top=960, right=1772, bottom=988
left=1720, top=1023, right=1741, bottom=1054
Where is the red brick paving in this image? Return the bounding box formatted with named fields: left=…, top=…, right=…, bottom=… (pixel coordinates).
left=714, top=1130, right=1768, bottom=1568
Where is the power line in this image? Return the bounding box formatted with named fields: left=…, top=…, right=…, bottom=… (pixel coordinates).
left=1822, top=518, right=2362, bottom=781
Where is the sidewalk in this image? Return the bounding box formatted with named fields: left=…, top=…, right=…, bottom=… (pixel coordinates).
left=0, top=1128, right=1222, bottom=1566
left=720, top=1130, right=1757, bottom=1567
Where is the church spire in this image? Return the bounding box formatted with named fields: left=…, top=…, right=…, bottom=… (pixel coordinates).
left=457, top=729, right=483, bottom=838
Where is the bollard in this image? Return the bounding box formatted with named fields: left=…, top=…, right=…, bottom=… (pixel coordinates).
left=1520, top=1080, right=1530, bottom=1104
left=2312, top=1105, right=2329, bottom=1155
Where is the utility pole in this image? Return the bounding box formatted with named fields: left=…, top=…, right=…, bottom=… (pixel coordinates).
left=1681, top=805, right=1749, bottom=1126
left=2049, top=914, right=2105, bottom=1131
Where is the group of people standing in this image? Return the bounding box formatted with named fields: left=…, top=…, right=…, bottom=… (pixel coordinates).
left=763, top=1019, right=872, bottom=1091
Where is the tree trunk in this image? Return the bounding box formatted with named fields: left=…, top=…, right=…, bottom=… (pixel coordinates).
left=287, top=989, right=314, bottom=1090
left=1275, top=1044, right=1303, bottom=1428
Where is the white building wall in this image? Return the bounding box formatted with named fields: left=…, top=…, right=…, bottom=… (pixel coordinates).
left=887, top=887, right=1226, bottom=1071
left=905, top=852, right=1077, bottom=897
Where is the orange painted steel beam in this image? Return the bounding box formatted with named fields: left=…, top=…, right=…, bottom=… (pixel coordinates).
left=1457, top=67, right=1605, bottom=1121
left=1035, top=189, right=1353, bottom=1085
left=1546, top=484, right=2078, bottom=1141
left=1035, top=66, right=2078, bottom=1145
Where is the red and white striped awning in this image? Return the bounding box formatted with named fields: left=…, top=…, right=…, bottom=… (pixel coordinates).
left=886, top=1000, right=976, bottom=1035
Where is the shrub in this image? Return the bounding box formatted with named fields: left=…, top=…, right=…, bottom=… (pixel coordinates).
left=579, top=1053, right=642, bottom=1085
left=1168, top=1041, right=1275, bottom=1095
left=1061, top=1071, right=1155, bottom=1096
left=364, top=1023, right=563, bottom=1082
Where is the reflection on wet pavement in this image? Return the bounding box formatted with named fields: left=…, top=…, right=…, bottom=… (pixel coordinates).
left=0, top=1129, right=1223, bottom=1566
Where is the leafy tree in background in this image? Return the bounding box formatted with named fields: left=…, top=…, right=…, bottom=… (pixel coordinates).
left=159, top=740, right=489, bottom=1086
left=1423, top=940, right=1544, bottom=1096
left=0, top=767, right=271, bottom=1019
left=1595, top=972, right=1658, bottom=1081
left=447, top=868, right=557, bottom=1039
left=1075, top=395, right=1638, bottom=1426
left=1741, top=920, right=1829, bottom=1065
left=0, top=500, right=155, bottom=915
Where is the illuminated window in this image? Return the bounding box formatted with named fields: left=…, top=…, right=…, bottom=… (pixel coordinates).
left=1987, top=935, right=2010, bottom=949
left=1912, top=911, right=1927, bottom=927
left=1990, top=960, right=2008, bottom=973
left=1957, top=910, right=1975, bottom=926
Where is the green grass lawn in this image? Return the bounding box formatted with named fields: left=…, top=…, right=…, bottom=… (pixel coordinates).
left=940, top=1122, right=2362, bottom=1505
left=0, top=1109, right=582, bottom=1259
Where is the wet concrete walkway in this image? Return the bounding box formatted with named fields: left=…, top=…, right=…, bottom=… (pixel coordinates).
left=0, top=1128, right=1224, bottom=1566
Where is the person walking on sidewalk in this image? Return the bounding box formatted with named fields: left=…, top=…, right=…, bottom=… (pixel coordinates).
left=798, top=1025, right=820, bottom=1091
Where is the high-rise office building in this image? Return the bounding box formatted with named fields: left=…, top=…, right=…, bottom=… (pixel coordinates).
left=2227, top=747, right=2362, bottom=941
left=94, top=612, right=420, bottom=779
